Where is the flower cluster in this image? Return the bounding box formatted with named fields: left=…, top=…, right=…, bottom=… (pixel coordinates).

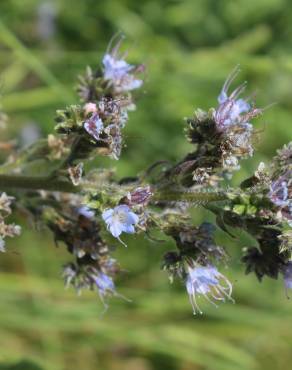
left=62, top=260, right=118, bottom=306
left=77, top=39, right=143, bottom=104
left=212, top=68, right=261, bottom=172
left=56, top=41, right=143, bottom=163
left=39, top=194, right=119, bottom=303
left=54, top=99, right=131, bottom=163
left=161, top=221, right=233, bottom=312
left=164, top=68, right=261, bottom=188
left=216, top=153, right=292, bottom=282
left=83, top=97, right=132, bottom=160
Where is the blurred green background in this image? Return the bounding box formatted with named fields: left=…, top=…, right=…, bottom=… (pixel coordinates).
left=1, top=1, right=292, bottom=369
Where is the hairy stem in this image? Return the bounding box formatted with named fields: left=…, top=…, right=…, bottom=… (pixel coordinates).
left=0, top=174, right=80, bottom=193
left=152, top=190, right=227, bottom=203
left=0, top=173, right=227, bottom=203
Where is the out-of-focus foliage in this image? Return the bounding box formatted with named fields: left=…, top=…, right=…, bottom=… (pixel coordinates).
left=0, top=1, right=292, bottom=369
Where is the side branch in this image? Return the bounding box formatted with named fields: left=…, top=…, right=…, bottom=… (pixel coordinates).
left=0, top=174, right=79, bottom=193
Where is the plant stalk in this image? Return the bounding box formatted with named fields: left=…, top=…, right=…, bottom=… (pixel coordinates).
left=0, top=174, right=80, bottom=193
left=152, top=190, right=227, bottom=203
left=0, top=174, right=227, bottom=203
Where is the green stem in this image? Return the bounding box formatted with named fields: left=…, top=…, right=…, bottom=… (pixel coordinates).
left=0, top=173, right=227, bottom=204
left=0, top=174, right=79, bottom=193
left=153, top=190, right=227, bottom=203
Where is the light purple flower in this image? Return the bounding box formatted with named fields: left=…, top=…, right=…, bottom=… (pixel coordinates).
left=77, top=206, right=95, bottom=219
left=93, top=271, right=115, bottom=296
left=91, top=268, right=129, bottom=309
left=103, top=54, right=132, bottom=80
left=268, top=178, right=289, bottom=207
left=102, top=47, right=143, bottom=93
left=102, top=205, right=139, bottom=242
left=268, top=173, right=292, bottom=225
left=84, top=113, right=103, bottom=141
left=214, top=66, right=260, bottom=130
left=186, top=264, right=233, bottom=314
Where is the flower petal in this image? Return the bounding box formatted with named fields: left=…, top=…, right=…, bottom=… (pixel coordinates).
left=102, top=209, right=114, bottom=221
left=109, top=223, right=122, bottom=238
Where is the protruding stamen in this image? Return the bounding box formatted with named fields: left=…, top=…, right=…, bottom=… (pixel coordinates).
left=222, top=65, right=241, bottom=94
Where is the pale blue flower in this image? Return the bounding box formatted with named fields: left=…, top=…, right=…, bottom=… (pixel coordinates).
left=93, top=271, right=115, bottom=296
left=186, top=264, right=233, bottom=314
left=214, top=66, right=259, bottom=130
left=103, top=54, right=132, bottom=80
left=268, top=173, right=292, bottom=225
left=102, top=205, right=139, bottom=242
left=92, top=269, right=130, bottom=309
left=269, top=177, right=289, bottom=207
left=84, top=113, right=104, bottom=141
left=77, top=206, right=95, bottom=219
left=102, top=53, right=143, bottom=93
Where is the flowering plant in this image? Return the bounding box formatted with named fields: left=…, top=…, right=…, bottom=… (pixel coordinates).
left=0, top=40, right=291, bottom=315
